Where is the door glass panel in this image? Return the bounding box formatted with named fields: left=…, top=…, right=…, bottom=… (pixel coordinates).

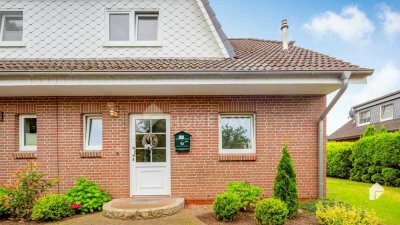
left=152, top=119, right=166, bottom=133
left=135, top=118, right=167, bottom=163
left=136, top=149, right=151, bottom=162
left=155, top=134, right=166, bottom=147
left=152, top=149, right=166, bottom=162
left=135, top=119, right=150, bottom=133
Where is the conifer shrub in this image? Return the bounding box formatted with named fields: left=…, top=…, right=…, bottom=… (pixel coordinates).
left=273, top=144, right=299, bottom=218
left=255, top=198, right=288, bottom=225
left=362, top=125, right=377, bottom=138
left=213, top=192, right=241, bottom=222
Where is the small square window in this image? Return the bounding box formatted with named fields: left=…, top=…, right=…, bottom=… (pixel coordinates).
left=219, top=114, right=255, bottom=154
left=19, top=115, right=37, bottom=151
left=84, top=115, right=102, bottom=151
left=381, top=104, right=393, bottom=121
left=108, top=13, right=130, bottom=41
left=0, top=12, right=23, bottom=42
left=136, top=14, right=158, bottom=42
left=358, top=110, right=371, bottom=126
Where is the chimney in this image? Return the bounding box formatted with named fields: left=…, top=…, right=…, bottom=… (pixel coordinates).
left=281, top=19, right=289, bottom=53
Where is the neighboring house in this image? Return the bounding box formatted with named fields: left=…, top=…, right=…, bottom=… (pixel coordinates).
left=0, top=0, right=373, bottom=201
left=329, top=90, right=400, bottom=142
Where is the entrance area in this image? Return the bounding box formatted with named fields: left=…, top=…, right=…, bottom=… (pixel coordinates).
left=130, top=115, right=171, bottom=196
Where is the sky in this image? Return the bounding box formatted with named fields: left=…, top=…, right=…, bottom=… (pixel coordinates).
left=210, top=0, right=400, bottom=135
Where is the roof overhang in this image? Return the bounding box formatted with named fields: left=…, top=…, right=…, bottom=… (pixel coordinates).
left=0, top=70, right=371, bottom=96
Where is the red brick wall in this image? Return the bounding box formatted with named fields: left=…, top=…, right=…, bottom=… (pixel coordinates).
left=0, top=96, right=326, bottom=200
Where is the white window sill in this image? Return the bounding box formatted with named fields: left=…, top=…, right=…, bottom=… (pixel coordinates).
left=219, top=149, right=256, bottom=155
left=0, top=41, right=26, bottom=47
left=103, top=41, right=162, bottom=47
left=380, top=118, right=393, bottom=122
left=83, top=148, right=102, bottom=151
left=357, top=122, right=370, bottom=127
left=19, top=148, right=37, bottom=152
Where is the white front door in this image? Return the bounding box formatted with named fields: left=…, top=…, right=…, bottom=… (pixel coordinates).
left=130, top=114, right=171, bottom=196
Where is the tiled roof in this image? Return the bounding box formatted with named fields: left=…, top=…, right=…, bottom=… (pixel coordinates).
left=0, top=39, right=373, bottom=72
left=328, top=119, right=400, bottom=141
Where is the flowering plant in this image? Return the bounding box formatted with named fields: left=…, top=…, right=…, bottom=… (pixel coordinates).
left=71, top=203, right=82, bottom=209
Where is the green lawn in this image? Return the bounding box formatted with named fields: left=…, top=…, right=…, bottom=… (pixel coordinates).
left=327, top=177, right=400, bottom=225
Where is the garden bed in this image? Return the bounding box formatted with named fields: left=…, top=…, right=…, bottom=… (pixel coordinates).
left=189, top=205, right=318, bottom=225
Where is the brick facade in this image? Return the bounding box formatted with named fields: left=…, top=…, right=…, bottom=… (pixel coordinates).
left=0, top=96, right=326, bottom=200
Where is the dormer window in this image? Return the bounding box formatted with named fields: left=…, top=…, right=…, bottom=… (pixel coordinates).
left=358, top=110, right=371, bottom=126
left=0, top=11, right=25, bottom=46
left=136, top=13, right=159, bottom=42
left=105, top=10, right=160, bottom=46
left=381, top=104, right=393, bottom=121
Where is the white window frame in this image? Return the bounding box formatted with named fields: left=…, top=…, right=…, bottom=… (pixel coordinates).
left=104, top=9, right=161, bottom=47
left=19, top=115, right=37, bottom=151
left=358, top=110, right=371, bottom=126
left=218, top=114, right=256, bottom=154
left=380, top=103, right=394, bottom=122
left=0, top=10, right=25, bottom=47
left=83, top=115, right=103, bottom=151
left=135, top=13, right=159, bottom=44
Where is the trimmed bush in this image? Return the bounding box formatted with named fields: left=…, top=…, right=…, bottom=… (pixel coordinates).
left=379, top=125, right=387, bottom=133
left=327, top=142, right=354, bottom=179
left=316, top=202, right=379, bottom=225
left=31, top=194, right=74, bottom=221
left=255, top=198, right=288, bottom=225
left=0, top=186, right=9, bottom=217
left=213, top=192, right=241, bottom=222
left=350, top=131, right=400, bottom=187
left=227, top=181, right=263, bottom=211
left=273, top=144, right=299, bottom=218
left=66, top=177, right=111, bottom=214
left=362, top=125, right=377, bottom=138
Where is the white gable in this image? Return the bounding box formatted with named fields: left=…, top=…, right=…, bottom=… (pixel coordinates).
left=0, top=0, right=232, bottom=59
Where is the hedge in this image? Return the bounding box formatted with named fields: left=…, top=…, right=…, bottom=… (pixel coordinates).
left=350, top=131, right=400, bottom=187
left=327, top=142, right=354, bottom=179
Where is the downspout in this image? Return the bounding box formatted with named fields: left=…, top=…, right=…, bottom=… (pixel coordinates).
left=318, top=71, right=351, bottom=199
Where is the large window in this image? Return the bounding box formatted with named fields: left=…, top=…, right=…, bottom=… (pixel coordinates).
left=0, top=11, right=23, bottom=42
left=19, top=115, right=37, bottom=151
left=105, top=10, right=159, bottom=45
left=219, top=114, right=255, bottom=154
left=358, top=110, right=371, bottom=126
left=84, top=115, right=102, bottom=151
left=381, top=104, right=394, bottom=121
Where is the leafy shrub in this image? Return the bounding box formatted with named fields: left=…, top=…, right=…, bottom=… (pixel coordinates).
left=254, top=198, right=288, bottom=225
left=327, top=142, right=353, bottom=179
left=0, top=186, right=10, bottom=216
left=316, top=202, right=379, bottom=225
left=227, top=181, right=263, bottom=211
left=273, top=144, right=299, bottom=218
left=300, top=199, right=350, bottom=215
left=213, top=192, right=241, bottom=222
left=4, top=164, right=57, bottom=221
left=362, top=125, right=377, bottom=138
left=66, top=177, right=111, bottom=214
left=351, top=131, right=400, bottom=187
left=379, top=125, right=387, bottom=133
left=31, top=194, right=74, bottom=221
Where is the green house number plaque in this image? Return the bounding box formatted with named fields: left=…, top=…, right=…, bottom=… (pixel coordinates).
left=174, top=131, right=192, bottom=152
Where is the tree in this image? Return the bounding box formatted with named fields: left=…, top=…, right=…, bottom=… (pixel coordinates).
left=362, top=125, right=376, bottom=138
left=379, top=125, right=387, bottom=133
left=221, top=124, right=251, bottom=149
left=273, top=144, right=299, bottom=218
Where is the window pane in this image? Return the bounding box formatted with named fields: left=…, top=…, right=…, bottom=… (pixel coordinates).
left=152, top=119, right=166, bottom=133
left=135, top=119, right=150, bottom=133
left=155, top=134, right=166, bottom=148
left=360, top=111, right=371, bottom=124
left=88, top=118, right=102, bottom=147
left=382, top=104, right=393, bottom=119
left=24, top=118, right=37, bottom=146
left=2, top=16, right=23, bottom=41
left=109, top=13, right=129, bottom=41
left=221, top=116, right=252, bottom=149
left=137, top=16, right=158, bottom=41
left=136, top=149, right=151, bottom=162
left=152, top=149, right=166, bottom=162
